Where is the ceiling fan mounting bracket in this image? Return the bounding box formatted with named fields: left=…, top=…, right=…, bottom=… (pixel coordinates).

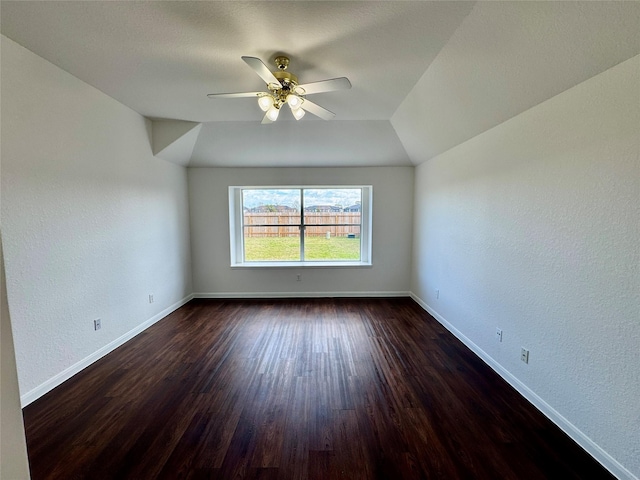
left=274, top=56, right=290, bottom=70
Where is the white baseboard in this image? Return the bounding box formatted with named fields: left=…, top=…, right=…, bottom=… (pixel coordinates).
left=409, top=292, right=637, bottom=480
left=20, top=293, right=194, bottom=407
left=193, top=291, right=410, bottom=299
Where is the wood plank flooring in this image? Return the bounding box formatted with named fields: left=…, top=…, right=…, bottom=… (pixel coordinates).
left=23, top=298, right=613, bottom=479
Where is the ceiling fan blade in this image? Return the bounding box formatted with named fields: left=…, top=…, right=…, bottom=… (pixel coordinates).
left=300, top=99, right=335, bottom=120
left=207, top=91, right=264, bottom=99
left=242, top=56, right=281, bottom=87
left=261, top=111, right=275, bottom=124
left=295, top=77, right=351, bottom=95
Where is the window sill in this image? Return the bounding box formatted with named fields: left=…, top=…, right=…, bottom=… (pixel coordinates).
left=231, top=261, right=372, bottom=268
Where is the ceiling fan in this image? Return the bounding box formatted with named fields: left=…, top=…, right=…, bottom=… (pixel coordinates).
left=207, top=56, right=351, bottom=123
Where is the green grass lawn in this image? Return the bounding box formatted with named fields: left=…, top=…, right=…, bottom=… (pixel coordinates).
left=244, top=236, right=360, bottom=261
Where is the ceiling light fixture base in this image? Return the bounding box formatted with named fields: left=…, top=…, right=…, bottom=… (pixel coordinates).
left=274, top=56, right=290, bottom=70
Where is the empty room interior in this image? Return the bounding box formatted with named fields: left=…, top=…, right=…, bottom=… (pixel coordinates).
left=1, top=2, right=639, bottom=479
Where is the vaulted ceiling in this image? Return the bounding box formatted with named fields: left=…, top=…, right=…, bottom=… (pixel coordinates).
left=1, top=1, right=639, bottom=167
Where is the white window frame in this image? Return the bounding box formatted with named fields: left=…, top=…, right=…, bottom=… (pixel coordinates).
left=229, top=185, right=372, bottom=268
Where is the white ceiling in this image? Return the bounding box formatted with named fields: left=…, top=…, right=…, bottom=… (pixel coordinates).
left=1, top=1, right=639, bottom=167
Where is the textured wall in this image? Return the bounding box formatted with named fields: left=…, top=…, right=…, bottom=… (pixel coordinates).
left=411, top=56, right=640, bottom=477
left=188, top=167, right=413, bottom=296
left=1, top=37, right=193, bottom=400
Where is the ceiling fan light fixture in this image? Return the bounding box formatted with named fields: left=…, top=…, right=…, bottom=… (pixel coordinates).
left=208, top=56, right=351, bottom=123
left=266, top=105, right=280, bottom=122
left=291, top=107, right=305, bottom=121
left=287, top=94, right=302, bottom=109
left=258, top=94, right=274, bottom=112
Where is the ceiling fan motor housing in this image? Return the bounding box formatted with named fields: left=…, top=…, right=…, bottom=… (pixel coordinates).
left=273, top=71, right=298, bottom=89
left=270, top=67, right=299, bottom=108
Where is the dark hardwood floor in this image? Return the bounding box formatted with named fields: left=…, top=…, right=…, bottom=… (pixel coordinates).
left=23, top=298, right=613, bottom=479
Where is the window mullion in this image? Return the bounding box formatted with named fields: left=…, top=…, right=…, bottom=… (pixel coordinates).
left=299, top=188, right=305, bottom=261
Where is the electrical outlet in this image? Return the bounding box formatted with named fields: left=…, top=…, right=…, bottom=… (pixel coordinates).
left=521, top=347, right=529, bottom=364
left=435, top=289, right=440, bottom=299
left=496, top=328, right=503, bottom=342
left=94, top=318, right=101, bottom=331
left=149, top=294, right=154, bottom=304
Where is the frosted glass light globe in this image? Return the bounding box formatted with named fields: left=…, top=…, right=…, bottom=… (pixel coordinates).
left=292, top=107, right=305, bottom=120
left=266, top=106, right=280, bottom=122
left=287, top=94, right=302, bottom=109
left=258, top=95, right=274, bottom=112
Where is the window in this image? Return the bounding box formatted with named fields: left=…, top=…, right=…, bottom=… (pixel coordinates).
left=229, top=186, right=372, bottom=267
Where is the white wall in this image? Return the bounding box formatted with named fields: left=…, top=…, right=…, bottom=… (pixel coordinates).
left=188, top=167, right=413, bottom=296
left=410, top=55, right=640, bottom=478
left=1, top=36, right=193, bottom=404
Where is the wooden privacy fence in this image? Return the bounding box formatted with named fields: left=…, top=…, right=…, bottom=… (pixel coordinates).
left=244, top=212, right=361, bottom=237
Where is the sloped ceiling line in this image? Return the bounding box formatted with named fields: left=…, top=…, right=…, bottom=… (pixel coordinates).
left=391, top=1, right=640, bottom=165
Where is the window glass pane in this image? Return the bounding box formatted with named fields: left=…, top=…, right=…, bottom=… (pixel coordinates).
left=244, top=226, right=300, bottom=261
left=302, top=188, right=361, bottom=261
left=304, top=226, right=361, bottom=261
left=242, top=189, right=302, bottom=261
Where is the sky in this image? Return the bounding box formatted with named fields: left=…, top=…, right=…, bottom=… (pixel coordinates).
left=242, top=188, right=361, bottom=209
